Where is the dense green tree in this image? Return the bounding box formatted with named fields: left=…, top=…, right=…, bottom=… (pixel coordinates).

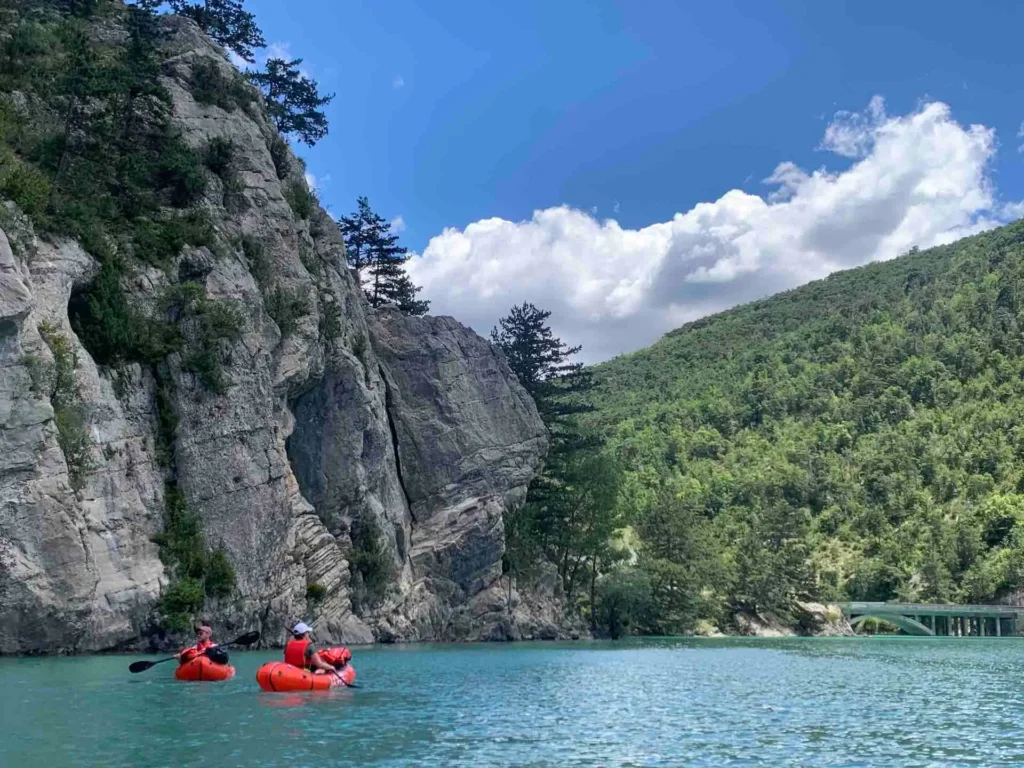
left=550, top=445, right=621, bottom=601
left=246, top=57, right=333, bottom=146
left=48, top=20, right=109, bottom=195
left=338, top=196, right=429, bottom=315
left=636, top=487, right=730, bottom=632
left=731, top=504, right=811, bottom=617
left=110, top=4, right=174, bottom=217
left=168, top=0, right=265, bottom=63
left=595, top=567, right=653, bottom=639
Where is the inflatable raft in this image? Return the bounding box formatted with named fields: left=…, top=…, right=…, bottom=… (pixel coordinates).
left=256, top=661, right=356, bottom=692
left=174, top=655, right=236, bottom=682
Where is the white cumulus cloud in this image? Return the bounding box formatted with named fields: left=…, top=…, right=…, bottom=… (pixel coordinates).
left=818, top=94, right=887, bottom=158
left=391, top=215, right=407, bottom=233
left=408, top=97, right=1020, bottom=363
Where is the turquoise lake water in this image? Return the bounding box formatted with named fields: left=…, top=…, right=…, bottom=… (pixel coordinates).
left=3, top=637, right=1024, bottom=766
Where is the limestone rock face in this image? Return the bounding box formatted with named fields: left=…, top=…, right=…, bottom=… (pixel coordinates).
left=792, top=601, right=854, bottom=637
left=0, top=216, right=165, bottom=653
left=0, top=13, right=555, bottom=652
left=364, top=310, right=551, bottom=641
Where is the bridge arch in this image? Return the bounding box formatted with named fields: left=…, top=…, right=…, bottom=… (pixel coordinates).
left=839, top=601, right=1023, bottom=636
left=849, top=614, right=934, bottom=636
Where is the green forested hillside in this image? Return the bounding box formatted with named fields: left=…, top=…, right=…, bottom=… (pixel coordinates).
left=589, top=220, right=1024, bottom=631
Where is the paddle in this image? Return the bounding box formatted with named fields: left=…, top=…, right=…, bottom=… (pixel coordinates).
left=336, top=673, right=360, bottom=689
left=129, top=630, right=260, bottom=673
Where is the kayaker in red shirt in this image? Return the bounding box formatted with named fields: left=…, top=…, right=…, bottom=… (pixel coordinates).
left=284, top=622, right=340, bottom=676
left=177, top=624, right=216, bottom=664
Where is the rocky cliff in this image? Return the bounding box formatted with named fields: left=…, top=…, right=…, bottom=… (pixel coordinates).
left=0, top=10, right=560, bottom=653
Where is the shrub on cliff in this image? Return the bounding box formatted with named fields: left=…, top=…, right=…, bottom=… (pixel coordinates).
left=153, top=485, right=237, bottom=630
left=189, top=59, right=254, bottom=112
left=38, top=323, right=95, bottom=491
left=348, top=516, right=392, bottom=611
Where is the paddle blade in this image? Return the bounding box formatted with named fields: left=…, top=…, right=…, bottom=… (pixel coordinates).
left=205, top=647, right=230, bottom=665
left=232, top=630, right=260, bottom=646
left=129, top=660, right=156, bottom=673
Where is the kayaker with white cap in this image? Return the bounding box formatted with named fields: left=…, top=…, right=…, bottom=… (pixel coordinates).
left=283, top=621, right=340, bottom=676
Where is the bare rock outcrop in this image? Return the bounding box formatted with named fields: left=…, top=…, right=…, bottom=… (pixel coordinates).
left=732, top=602, right=854, bottom=638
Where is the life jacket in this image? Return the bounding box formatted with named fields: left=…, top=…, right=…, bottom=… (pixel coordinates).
left=319, top=647, right=351, bottom=668
left=179, top=639, right=215, bottom=664
left=284, top=637, right=312, bottom=669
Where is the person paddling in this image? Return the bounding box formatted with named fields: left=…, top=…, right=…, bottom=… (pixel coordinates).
left=284, top=622, right=342, bottom=677
left=177, top=623, right=216, bottom=664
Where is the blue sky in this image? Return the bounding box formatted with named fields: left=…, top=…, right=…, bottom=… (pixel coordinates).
left=240, top=0, right=1024, bottom=361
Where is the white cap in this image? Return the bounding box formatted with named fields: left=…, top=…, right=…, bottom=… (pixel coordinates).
left=292, top=621, right=312, bottom=635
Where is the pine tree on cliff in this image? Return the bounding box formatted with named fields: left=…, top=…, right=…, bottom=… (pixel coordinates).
left=491, top=305, right=614, bottom=605
left=167, top=0, right=266, bottom=63
left=246, top=58, right=334, bottom=147
left=338, top=196, right=430, bottom=316
left=490, top=303, right=592, bottom=427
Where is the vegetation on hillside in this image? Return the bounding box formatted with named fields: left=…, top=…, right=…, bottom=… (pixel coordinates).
left=576, top=220, right=1024, bottom=633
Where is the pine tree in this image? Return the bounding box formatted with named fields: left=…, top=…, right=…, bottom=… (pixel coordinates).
left=491, top=305, right=613, bottom=608
left=168, top=0, right=265, bottom=63
left=338, top=196, right=429, bottom=315
left=246, top=58, right=333, bottom=146
left=490, top=303, right=592, bottom=427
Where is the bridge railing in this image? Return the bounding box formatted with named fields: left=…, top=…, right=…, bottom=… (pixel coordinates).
left=838, top=601, right=1023, bottom=617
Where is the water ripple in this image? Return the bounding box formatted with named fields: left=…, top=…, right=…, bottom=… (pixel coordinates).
left=3, top=638, right=1024, bottom=766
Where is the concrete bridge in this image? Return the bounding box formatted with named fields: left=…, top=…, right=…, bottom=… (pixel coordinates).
left=837, top=602, right=1024, bottom=636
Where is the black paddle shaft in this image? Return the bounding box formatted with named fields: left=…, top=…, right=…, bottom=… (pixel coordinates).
left=128, top=631, right=260, bottom=673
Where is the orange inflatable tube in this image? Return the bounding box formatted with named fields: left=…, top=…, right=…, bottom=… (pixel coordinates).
left=256, top=662, right=356, bottom=692
left=174, top=655, right=236, bottom=682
